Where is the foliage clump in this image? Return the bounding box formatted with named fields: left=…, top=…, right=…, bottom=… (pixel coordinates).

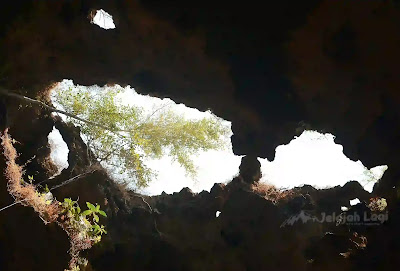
left=1, top=131, right=107, bottom=271
left=53, top=85, right=231, bottom=188
left=60, top=199, right=107, bottom=270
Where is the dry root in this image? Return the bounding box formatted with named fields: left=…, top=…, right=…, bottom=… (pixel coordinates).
left=251, top=182, right=294, bottom=204
left=1, top=130, right=93, bottom=270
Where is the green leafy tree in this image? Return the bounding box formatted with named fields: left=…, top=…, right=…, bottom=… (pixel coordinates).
left=53, top=86, right=231, bottom=188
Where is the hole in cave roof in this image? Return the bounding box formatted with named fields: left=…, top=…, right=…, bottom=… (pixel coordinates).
left=48, top=126, right=69, bottom=177
left=258, top=130, right=388, bottom=193
left=350, top=198, right=361, bottom=206
left=90, top=9, right=116, bottom=30
left=48, top=80, right=388, bottom=196
left=50, top=79, right=240, bottom=195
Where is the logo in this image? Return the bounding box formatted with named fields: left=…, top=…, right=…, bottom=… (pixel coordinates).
left=280, top=210, right=388, bottom=228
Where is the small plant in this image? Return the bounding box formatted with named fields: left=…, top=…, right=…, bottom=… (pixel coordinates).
left=82, top=202, right=107, bottom=223
left=60, top=198, right=107, bottom=243
left=59, top=198, right=107, bottom=270
left=60, top=199, right=107, bottom=243
left=90, top=223, right=107, bottom=243
left=60, top=198, right=82, bottom=220
left=28, top=175, right=34, bottom=184
left=82, top=202, right=107, bottom=243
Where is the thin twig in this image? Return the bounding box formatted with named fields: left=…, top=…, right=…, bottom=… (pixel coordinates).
left=97, top=140, right=131, bottom=162
left=0, top=199, right=26, bottom=212
left=50, top=170, right=97, bottom=191
left=137, top=102, right=173, bottom=126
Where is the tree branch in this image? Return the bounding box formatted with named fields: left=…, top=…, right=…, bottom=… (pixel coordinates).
left=0, top=88, right=131, bottom=134
left=136, top=102, right=173, bottom=127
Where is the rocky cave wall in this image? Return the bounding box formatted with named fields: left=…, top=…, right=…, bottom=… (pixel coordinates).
left=1, top=0, right=400, bottom=270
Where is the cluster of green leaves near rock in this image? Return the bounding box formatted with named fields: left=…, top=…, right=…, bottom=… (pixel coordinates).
left=54, top=86, right=230, bottom=189
left=60, top=198, right=107, bottom=244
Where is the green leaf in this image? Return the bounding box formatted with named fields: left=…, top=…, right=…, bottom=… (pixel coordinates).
left=93, top=214, right=99, bottom=223
left=81, top=210, right=91, bottom=217
left=86, top=202, right=96, bottom=210
left=96, top=204, right=100, bottom=212
left=98, top=210, right=107, bottom=217
left=92, top=224, right=100, bottom=234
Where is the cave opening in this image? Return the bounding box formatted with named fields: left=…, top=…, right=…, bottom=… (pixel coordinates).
left=50, top=79, right=240, bottom=195
left=48, top=126, right=69, bottom=176
left=259, top=130, right=388, bottom=193
left=90, top=9, right=116, bottom=30
left=49, top=80, right=388, bottom=196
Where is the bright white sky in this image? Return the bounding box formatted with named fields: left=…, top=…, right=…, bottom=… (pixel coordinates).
left=48, top=126, right=69, bottom=175
left=48, top=80, right=387, bottom=195
left=91, top=9, right=116, bottom=30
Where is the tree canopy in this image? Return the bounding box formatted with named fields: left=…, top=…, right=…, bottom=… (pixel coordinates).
left=53, top=86, right=231, bottom=189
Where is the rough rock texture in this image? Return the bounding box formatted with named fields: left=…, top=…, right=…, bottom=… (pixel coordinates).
left=1, top=1, right=400, bottom=270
